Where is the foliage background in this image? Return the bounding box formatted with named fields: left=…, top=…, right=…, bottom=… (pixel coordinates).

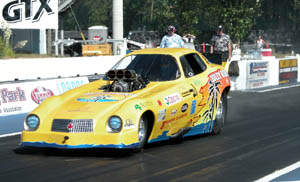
left=61, top=0, right=300, bottom=48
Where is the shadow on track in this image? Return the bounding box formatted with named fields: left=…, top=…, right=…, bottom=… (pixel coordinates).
left=13, top=133, right=212, bottom=158
left=13, top=147, right=135, bottom=158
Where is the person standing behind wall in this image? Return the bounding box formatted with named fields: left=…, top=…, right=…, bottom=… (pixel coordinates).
left=183, top=33, right=196, bottom=43
left=160, top=25, right=184, bottom=48
left=210, top=25, right=232, bottom=66
left=255, top=35, right=265, bottom=49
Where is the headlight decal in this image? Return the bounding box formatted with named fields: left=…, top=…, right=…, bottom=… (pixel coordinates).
left=25, top=114, right=40, bottom=131
left=107, top=116, right=122, bottom=133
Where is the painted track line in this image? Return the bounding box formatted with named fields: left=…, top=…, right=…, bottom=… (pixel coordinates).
left=257, top=84, right=300, bottom=93
left=254, top=161, right=300, bottom=182
left=0, top=132, right=21, bottom=138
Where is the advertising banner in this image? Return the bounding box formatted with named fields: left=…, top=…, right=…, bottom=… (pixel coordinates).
left=0, top=77, right=89, bottom=117
left=246, top=61, right=269, bottom=89
left=0, top=0, right=58, bottom=29
left=279, top=58, right=298, bottom=85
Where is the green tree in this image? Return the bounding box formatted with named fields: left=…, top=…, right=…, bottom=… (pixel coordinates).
left=0, top=38, right=15, bottom=58
left=63, top=0, right=300, bottom=45
left=62, top=0, right=112, bottom=30
left=220, top=0, right=261, bottom=43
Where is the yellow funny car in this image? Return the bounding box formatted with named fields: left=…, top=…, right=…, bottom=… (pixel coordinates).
left=21, top=48, right=230, bottom=150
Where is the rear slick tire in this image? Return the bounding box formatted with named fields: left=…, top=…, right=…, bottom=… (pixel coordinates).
left=212, top=93, right=227, bottom=135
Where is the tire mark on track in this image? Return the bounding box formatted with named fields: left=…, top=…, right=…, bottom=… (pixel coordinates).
left=130, top=125, right=300, bottom=182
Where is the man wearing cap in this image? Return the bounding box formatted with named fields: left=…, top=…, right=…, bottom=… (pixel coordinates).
left=160, top=26, right=184, bottom=48
left=210, top=25, right=232, bottom=66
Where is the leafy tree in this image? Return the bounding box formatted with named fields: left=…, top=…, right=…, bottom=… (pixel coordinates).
left=219, top=0, right=261, bottom=43
left=0, top=38, right=14, bottom=58
left=61, top=0, right=300, bottom=46
left=62, top=0, right=112, bottom=30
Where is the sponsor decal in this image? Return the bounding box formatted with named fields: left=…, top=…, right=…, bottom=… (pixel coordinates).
left=135, top=104, right=142, bottom=110
left=77, top=93, right=126, bottom=103
left=1, top=106, right=22, bottom=113
left=164, top=93, right=181, bottom=106
left=157, top=100, right=162, bottom=106
left=2, top=0, right=54, bottom=23
left=83, top=92, right=136, bottom=97
left=249, top=62, right=268, bottom=75
left=1, top=0, right=58, bottom=29
left=247, top=62, right=269, bottom=89
left=279, top=59, right=298, bottom=85
left=67, top=122, right=73, bottom=130
left=170, top=109, right=177, bottom=116
left=124, top=119, right=135, bottom=129
left=31, top=86, right=54, bottom=104
left=160, top=113, right=188, bottom=129
left=0, top=87, right=26, bottom=105
left=158, top=109, right=166, bottom=122
left=56, top=80, right=86, bottom=94
left=181, top=103, right=188, bottom=113
left=209, top=70, right=228, bottom=82
left=190, top=100, right=196, bottom=114
left=77, top=95, right=118, bottom=103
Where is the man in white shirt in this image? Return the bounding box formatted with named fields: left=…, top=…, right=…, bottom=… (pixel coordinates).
left=160, top=26, right=184, bottom=48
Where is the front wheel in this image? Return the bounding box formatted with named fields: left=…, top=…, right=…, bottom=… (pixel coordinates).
left=212, top=93, right=227, bottom=135
left=137, top=116, right=148, bottom=150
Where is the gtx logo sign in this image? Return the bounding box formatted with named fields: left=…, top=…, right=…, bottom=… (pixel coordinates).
left=3, top=0, right=53, bottom=22
left=0, top=0, right=58, bottom=29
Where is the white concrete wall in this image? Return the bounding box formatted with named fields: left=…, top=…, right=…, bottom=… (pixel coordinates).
left=230, top=55, right=299, bottom=91
left=1, top=54, right=299, bottom=90
left=0, top=56, right=122, bottom=82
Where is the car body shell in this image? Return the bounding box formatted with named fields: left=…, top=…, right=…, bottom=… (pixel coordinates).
left=21, top=48, right=230, bottom=149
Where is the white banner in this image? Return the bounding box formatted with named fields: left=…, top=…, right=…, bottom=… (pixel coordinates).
left=246, top=61, right=269, bottom=89
left=0, top=0, right=58, bottom=29
left=0, top=77, right=89, bottom=117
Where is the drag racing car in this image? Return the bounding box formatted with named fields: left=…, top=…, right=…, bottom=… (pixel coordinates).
left=21, top=48, right=231, bottom=150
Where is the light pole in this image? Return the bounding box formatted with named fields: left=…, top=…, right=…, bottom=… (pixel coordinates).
left=112, top=0, right=123, bottom=55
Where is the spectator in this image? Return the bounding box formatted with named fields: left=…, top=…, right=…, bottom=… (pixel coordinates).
left=183, top=33, right=196, bottom=43
left=256, top=35, right=265, bottom=49
left=160, top=26, right=184, bottom=48
left=210, top=25, right=232, bottom=66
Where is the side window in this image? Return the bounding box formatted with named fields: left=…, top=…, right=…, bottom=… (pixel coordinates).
left=193, top=54, right=207, bottom=72
left=180, top=53, right=207, bottom=78
left=180, top=56, right=195, bottom=77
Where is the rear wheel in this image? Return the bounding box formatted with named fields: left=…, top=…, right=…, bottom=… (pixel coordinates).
left=212, top=93, right=227, bottom=135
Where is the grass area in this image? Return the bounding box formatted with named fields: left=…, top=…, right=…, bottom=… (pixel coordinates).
left=0, top=53, right=62, bottom=59
left=14, top=53, right=55, bottom=58
left=272, top=52, right=294, bottom=58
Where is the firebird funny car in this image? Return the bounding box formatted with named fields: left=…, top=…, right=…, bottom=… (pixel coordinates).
left=21, top=48, right=230, bottom=150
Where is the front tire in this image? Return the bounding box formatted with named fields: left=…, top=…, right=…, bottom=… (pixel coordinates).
left=212, top=93, right=227, bottom=135
left=136, top=115, right=148, bottom=150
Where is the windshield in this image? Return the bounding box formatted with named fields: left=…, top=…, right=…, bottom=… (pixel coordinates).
left=109, top=54, right=180, bottom=81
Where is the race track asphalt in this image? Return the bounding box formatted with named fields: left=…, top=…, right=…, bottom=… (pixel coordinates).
left=0, top=86, right=299, bottom=182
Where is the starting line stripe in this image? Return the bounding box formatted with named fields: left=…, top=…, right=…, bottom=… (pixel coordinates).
left=254, top=161, right=300, bottom=182
left=0, top=132, right=21, bottom=138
